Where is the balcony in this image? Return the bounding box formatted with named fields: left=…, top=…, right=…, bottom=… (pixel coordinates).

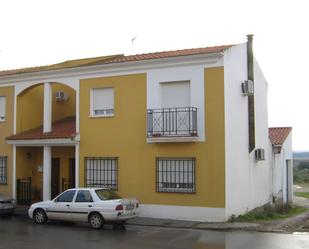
left=147, top=107, right=198, bottom=142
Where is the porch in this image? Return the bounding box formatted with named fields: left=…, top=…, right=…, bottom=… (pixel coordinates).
left=15, top=146, right=76, bottom=204
left=6, top=116, right=79, bottom=204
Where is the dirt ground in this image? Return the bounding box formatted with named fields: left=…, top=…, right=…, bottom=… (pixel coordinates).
left=253, top=185, right=309, bottom=233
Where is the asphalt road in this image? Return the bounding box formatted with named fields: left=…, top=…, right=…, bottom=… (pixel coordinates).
left=0, top=216, right=308, bottom=249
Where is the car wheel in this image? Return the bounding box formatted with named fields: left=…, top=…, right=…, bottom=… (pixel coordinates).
left=89, top=212, right=104, bottom=229
left=33, top=209, right=47, bottom=224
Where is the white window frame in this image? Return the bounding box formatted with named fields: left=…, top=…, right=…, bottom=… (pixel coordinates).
left=0, top=156, right=7, bottom=185
left=0, top=96, right=6, bottom=122
left=90, top=87, right=114, bottom=118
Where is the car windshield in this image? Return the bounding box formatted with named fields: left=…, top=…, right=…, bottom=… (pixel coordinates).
left=95, top=189, right=121, bottom=200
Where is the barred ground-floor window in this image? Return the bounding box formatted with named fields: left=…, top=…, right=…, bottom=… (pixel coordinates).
left=156, top=157, right=195, bottom=193
left=85, top=157, right=118, bottom=189
left=0, top=156, right=7, bottom=184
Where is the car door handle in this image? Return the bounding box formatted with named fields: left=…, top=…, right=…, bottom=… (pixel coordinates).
left=66, top=204, right=70, bottom=207
left=88, top=205, right=92, bottom=207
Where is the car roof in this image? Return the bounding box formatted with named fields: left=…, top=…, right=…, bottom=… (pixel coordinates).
left=65, top=187, right=110, bottom=191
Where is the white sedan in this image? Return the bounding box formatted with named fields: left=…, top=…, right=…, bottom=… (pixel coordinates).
left=28, top=188, right=140, bottom=229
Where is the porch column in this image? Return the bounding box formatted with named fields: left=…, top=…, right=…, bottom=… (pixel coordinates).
left=43, top=146, right=51, bottom=200
left=43, top=82, right=52, bottom=133
left=12, top=145, right=16, bottom=199
left=75, top=144, right=79, bottom=188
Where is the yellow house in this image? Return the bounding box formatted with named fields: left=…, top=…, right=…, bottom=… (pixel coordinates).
left=0, top=36, right=288, bottom=221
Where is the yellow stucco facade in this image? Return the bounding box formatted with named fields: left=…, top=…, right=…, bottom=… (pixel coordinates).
left=79, top=67, right=225, bottom=208
left=17, top=83, right=76, bottom=133
left=1, top=67, right=225, bottom=209
left=0, top=86, right=14, bottom=196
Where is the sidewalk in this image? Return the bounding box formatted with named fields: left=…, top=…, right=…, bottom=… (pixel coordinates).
left=12, top=206, right=263, bottom=232
left=126, top=217, right=260, bottom=231
left=14, top=205, right=309, bottom=233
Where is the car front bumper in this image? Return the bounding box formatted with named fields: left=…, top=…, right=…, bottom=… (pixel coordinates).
left=0, top=207, right=15, bottom=215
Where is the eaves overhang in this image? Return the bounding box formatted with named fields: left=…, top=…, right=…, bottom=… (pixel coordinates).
left=0, top=52, right=225, bottom=85
left=6, top=136, right=80, bottom=147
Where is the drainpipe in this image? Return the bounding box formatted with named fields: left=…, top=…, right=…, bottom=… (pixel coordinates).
left=247, top=34, right=255, bottom=153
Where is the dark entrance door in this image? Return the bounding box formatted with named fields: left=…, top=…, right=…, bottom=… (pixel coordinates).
left=51, top=158, right=60, bottom=199
left=69, top=158, right=76, bottom=188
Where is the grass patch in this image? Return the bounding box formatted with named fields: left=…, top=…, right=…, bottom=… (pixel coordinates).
left=295, top=192, right=309, bottom=199
left=230, top=205, right=307, bottom=222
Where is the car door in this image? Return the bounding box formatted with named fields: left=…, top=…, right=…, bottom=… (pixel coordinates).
left=46, top=190, right=76, bottom=221
left=71, top=190, right=94, bottom=222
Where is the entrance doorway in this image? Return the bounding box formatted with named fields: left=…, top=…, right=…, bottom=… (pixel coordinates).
left=51, top=158, right=60, bottom=199
left=69, top=158, right=76, bottom=188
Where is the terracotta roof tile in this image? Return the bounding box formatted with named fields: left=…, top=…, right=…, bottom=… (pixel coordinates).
left=269, top=127, right=292, bottom=145
left=6, top=117, right=76, bottom=141
left=0, top=45, right=233, bottom=77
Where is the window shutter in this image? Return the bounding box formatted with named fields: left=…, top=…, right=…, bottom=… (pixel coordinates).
left=0, top=97, right=6, bottom=120
left=92, top=88, right=114, bottom=115
left=161, top=81, right=190, bottom=108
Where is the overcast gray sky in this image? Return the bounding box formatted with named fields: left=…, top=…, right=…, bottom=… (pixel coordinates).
left=0, top=0, right=308, bottom=150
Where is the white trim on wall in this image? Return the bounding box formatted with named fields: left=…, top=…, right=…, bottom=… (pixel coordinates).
left=147, top=64, right=211, bottom=142
left=7, top=138, right=79, bottom=146
left=140, top=204, right=225, bottom=222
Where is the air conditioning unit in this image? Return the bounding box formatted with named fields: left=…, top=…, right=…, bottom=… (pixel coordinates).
left=255, top=148, right=265, bottom=161
left=241, top=80, right=254, bottom=96
left=55, top=91, right=68, bottom=102
left=0, top=116, right=5, bottom=121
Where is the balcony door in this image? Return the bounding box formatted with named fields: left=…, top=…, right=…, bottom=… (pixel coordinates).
left=161, top=81, right=190, bottom=108
left=159, top=81, right=193, bottom=135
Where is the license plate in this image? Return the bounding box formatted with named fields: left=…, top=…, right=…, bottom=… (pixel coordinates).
left=2, top=205, right=12, bottom=209
left=125, top=204, right=134, bottom=210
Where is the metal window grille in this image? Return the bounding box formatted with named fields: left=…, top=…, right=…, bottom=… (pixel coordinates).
left=85, top=157, right=118, bottom=190
left=0, top=156, right=7, bottom=184
left=156, top=158, right=195, bottom=193
left=94, top=108, right=114, bottom=116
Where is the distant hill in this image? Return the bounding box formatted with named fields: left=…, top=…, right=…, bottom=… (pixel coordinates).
left=293, top=151, right=309, bottom=159
left=293, top=151, right=309, bottom=183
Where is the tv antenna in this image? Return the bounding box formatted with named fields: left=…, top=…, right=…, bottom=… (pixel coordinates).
left=131, top=36, right=137, bottom=45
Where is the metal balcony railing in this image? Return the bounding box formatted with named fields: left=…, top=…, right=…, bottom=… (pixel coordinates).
left=147, top=107, right=198, bottom=138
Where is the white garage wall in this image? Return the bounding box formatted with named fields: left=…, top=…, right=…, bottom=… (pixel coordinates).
left=224, top=43, right=272, bottom=219
left=272, top=132, right=293, bottom=203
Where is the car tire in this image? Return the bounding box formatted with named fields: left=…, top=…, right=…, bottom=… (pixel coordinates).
left=33, top=209, right=47, bottom=224
left=89, top=212, right=104, bottom=229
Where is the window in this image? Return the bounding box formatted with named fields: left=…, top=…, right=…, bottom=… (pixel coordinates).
left=56, top=190, right=76, bottom=202
left=0, top=156, right=7, bottom=184
left=91, top=88, right=114, bottom=117
left=156, top=157, right=195, bottom=193
left=95, top=189, right=121, bottom=200
left=85, top=157, right=118, bottom=189
left=0, top=96, right=6, bottom=122
left=75, top=190, right=93, bottom=202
